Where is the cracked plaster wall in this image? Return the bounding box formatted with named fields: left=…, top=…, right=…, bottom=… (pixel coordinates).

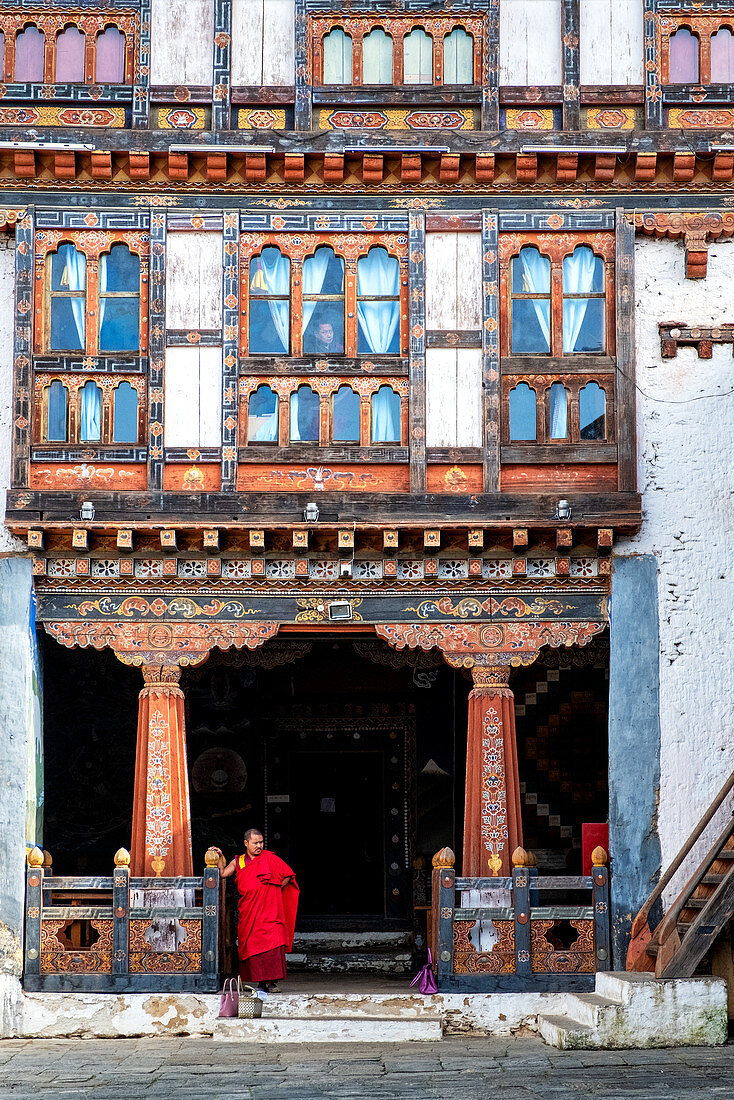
left=615, top=236, right=734, bottom=909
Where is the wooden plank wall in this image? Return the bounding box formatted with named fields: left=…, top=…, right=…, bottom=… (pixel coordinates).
left=231, top=0, right=295, bottom=86
left=425, top=232, right=483, bottom=448
left=164, top=347, right=223, bottom=449
left=166, top=233, right=223, bottom=332
left=580, top=0, right=644, bottom=85
left=499, top=0, right=562, bottom=85
left=150, top=0, right=215, bottom=86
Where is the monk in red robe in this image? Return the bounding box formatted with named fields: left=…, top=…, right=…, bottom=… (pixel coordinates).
left=219, top=829, right=299, bottom=992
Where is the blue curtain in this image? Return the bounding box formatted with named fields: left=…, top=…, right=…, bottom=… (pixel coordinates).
left=80, top=381, right=102, bottom=442
left=372, top=386, right=400, bottom=443
left=357, top=247, right=400, bottom=354
left=290, top=386, right=319, bottom=442
left=509, top=383, right=536, bottom=441
left=579, top=383, right=606, bottom=439
left=47, top=381, right=67, bottom=442
left=113, top=381, right=138, bottom=443
left=249, top=386, right=278, bottom=443
left=253, top=247, right=290, bottom=352
left=563, top=246, right=602, bottom=353
left=549, top=382, right=568, bottom=439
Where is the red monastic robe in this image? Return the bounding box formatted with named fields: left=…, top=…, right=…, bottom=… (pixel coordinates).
left=234, top=850, right=299, bottom=981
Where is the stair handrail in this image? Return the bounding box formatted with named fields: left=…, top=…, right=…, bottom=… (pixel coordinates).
left=628, top=769, right=734, bottom=954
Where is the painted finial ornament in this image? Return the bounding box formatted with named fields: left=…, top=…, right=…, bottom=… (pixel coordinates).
left=204, top=847, right=221, bottom=867
left=512, top=846, right=528, bottom=868
left=27, top=846, right=44, bottom=868
left=432, top=846, right=455, bottom=869
left=114, top=848, right=131, bottom=868
left=591, top=846, right=609, bottom=867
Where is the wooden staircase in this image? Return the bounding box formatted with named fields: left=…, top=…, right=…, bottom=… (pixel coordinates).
left=627, top=770, right=734, bottom=980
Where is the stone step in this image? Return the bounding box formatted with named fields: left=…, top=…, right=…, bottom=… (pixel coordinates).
left=213, top=1014, right=442, bottom=1043
left=537, top=1013, right=596, bottom=1050
left=560, top=992, right=615, bottom=1029
left=260, top=994, right=440, bottom=1021
left=287, top=950, right=413, bottom=974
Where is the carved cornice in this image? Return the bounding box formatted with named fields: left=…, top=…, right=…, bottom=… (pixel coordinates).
left=44, top=620, right=280, bottom=667
left=634, top=211, right=734, bottom=279
left=375, top=620, right=607, bottom=667
left=0, top=207, right=26, bottom=232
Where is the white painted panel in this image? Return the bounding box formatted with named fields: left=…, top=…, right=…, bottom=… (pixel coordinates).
left=426, top=348, right=458, bottom=447
left=198, top=346, right=223, bottom=446
left=263, top=0, right=295, bottom=86
left=455, top=233, right=482, bottom=330
left=611, top=0, right=644, bottom=85
left=151, top=0, right=214, bottom=86
left=425, top=233, right=458, bottom=329
left=166, top=232, right=223, bottom=330
left=232, top=0, right=264, bottom=85
left=164, top=347, right=200, bottom=447
left=580, top=0, right=613, bottom=84
left=501, top=0, right=562, bottom=85
left=455, top=349, right=483, bottom=446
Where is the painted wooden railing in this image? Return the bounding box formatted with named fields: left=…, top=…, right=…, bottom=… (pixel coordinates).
left=431, top=845, right=610, bottom=992
left=24, top=846, right=221, bottom=992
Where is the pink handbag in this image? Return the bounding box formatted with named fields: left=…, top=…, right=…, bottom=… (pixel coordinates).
left=218, top=978, right=240, bottom=1017
left=410, top=949, right=438, bottom=995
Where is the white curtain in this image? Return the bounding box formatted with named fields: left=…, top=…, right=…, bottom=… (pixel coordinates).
left=80, top=381, right=101, bottom=441
left=519, top=249, right=550, bottom=347
left=290, top=387, right=318, bottom=443
left=563, top=246, right=598, bottom=353
left=357, top=248, right=399, bottom=354
left=302, top=249, right=333, bottom=333
left=63, top=245, right=86, bottom=349
left=250, top=387, right=278, bottom=443
left=258, top=249, right=290, bottom=352
left=549, top=383, right=568, bottom=439
left=372, top=386, right=400, bottom=443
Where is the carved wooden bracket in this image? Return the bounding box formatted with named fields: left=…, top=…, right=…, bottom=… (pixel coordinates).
left=376, top=621, right=607, bottom=668
left=659, top=322, right=734, bottom=360
left=634, top=211, right=734, bottom=280
left=0, top=208, right=26, bottom=233
left=44, top=620, right=280, bottom=668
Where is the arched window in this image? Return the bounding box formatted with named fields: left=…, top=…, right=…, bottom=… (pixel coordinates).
left=323, top=28, right=352, bottom=84
left=79, top=380, right=102, bottom=442
left=55, top=26, right=85, bottom=82
left=548, top=382, right=568, bottom=440
left=333, top=385, right=360, bottom=442
left=45, top=380, right=68, bottom=442
left=562, top=246, right=605, bottom=354
left=357, top=246, right=400, bottom=355
left=579, top=382, right=606, bottom=440
left=290, top=385, right=320, bottom=442
left=99, top=244, right=140, bottom=353
left=363, top=28, right=393, bottom=84
left=249, top=247, right=290, bottom=354
left=95, top=26, right=125, bottom=83
left=302, top=247, right=345, bottom=355
left=15, top=26, right=45, bottom=82
left=49, top=243, right=86, bottom=352
left=113, top=382, right=138, bottom=443
left=403, top=28, right=433, bottom=84
left=248, top=384, right=279, bottom=443
left=511, top=247, right=551, bottom=354
left=711, top=27, right=734, bottom=83
left=509, top=383, right=537, bottom=441
left=371, top=385, right=401, bottom=443
left=443, top=27, right=473, bottom=84
left=669, top=27, right=699, bottom=83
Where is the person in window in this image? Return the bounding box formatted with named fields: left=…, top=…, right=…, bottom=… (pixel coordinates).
left=305, top=319, right=344, bottom=356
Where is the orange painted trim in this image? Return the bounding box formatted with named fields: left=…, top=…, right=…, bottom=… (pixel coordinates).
left=426, top=464, right=483, bottom=493
left=236, top=463, right=410, bottom=492
left=500, top=463, right=618, bottom=492
left=163, top=463, right=222, bottom=491
left=29, top=462, right=147, bottom=490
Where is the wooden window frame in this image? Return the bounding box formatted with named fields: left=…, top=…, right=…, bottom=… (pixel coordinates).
left=659, top=14, right=734, bottom=86
left=34, top=374, right=146, bottom=446
left=239, top=376, right=409, bottom=448
left=501, top=374, right=614, bottom=445
left=34, top=230, right=149, bottom=356
left=1, top=11, right=137, bottom=85
left=501, top=231, right=616, bottom=360
left=240, top=232, right=410, bottom=359
left=310, top=14, right=486, bottom=88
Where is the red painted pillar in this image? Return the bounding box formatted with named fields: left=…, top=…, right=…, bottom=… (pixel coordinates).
left=130, top=664, right=193, bottom=877
left=463, top=665, right=523, bottom=878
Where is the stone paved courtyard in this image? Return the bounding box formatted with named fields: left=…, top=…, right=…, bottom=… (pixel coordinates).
left=0, top=1035, right=732, bottom=1099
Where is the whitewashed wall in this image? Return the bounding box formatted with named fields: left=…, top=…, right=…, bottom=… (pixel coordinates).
left=232, top=0, right=295, bottom=86
left=0, top=237, right=23, bottom=555
left=500, top=0, right=562, bottom=86
left=580, top=0, right=644, bottom=85
left=425, top=232, right=483, bottom=447
left=616, top=237, right=734, bottom=905
left=150, top=0, right=215, bottom=85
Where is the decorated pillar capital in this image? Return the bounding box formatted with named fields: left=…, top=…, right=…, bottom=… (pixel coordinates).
left=376, top=620, right=605, bottom=668
left=141, top=664, right=184, bottom=691
left=470, top=664, right=514, bottom=698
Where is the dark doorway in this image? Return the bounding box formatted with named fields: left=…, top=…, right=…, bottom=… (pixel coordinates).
left=290, top=750, right=384, bottom=916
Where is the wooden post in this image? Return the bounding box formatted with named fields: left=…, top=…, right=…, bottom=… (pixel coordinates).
left=643, top=0, right=662, bottom=131
left=616, top=210, right=637, bottom=492
left=483, top=0, right=500, bottom=131
left=592, top=846, right=611, bottom=972
left=561, top=0, right=580, bottom=131
left=112, top=848, right=131, bottom=977
left=463, top=664, right=523, bottom=877
left=481, top=211, right=500, bottom=492
left=513, top=847, right=532, bottom=978
left=132, top=0, right=151, bottom=129
left=436, top=862, right=456, bottom=985
left=148, top=214, right=166, bottom=491
left=221, top=214, right=239, bottom=491
left=294, top=0, right=312, bottom=130
left=213, top=0, right=233, bottom=132
left=203, top=849, right=221, bottom=981
left=408, top=211, right=427, bottom=493
left=130, top=664, right=194, bottom=878
left=12, top=209, right=33, bottom=489
left=24, top=847, right=44, bottom=979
